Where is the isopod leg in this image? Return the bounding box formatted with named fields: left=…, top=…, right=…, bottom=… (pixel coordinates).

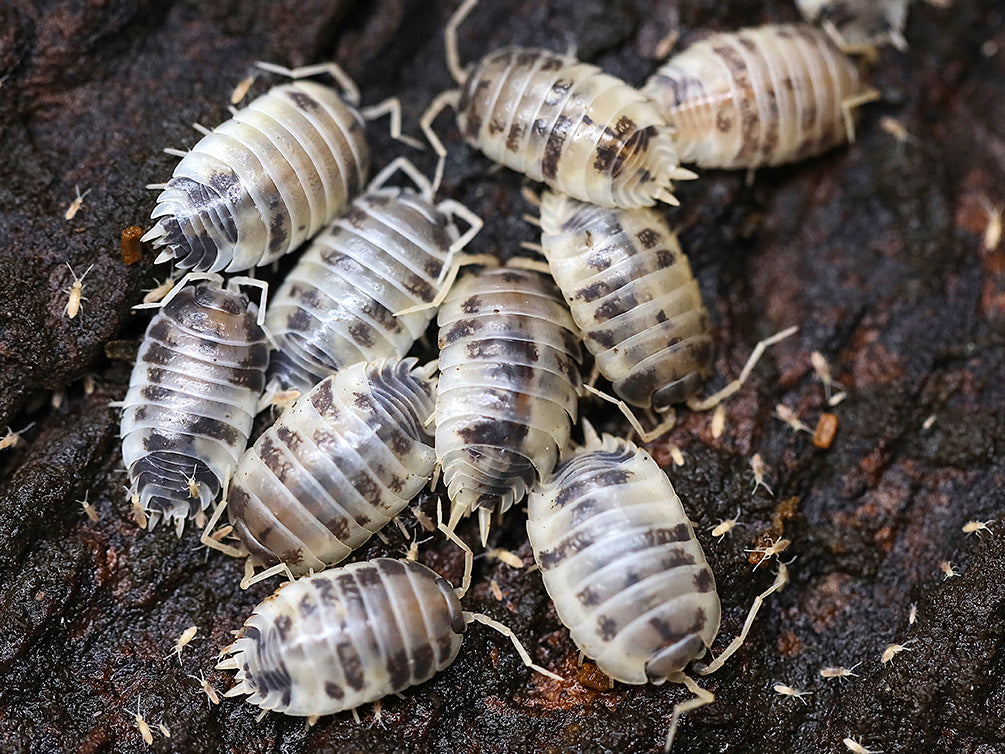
left=368, top=156, right=434, bottom=198
left=359, top=98, right=425, bottom=150
left=255, top=60, right=361, bottom=107
left=445, top=0, right=479, bottom=85
left=841, top=87, right=881, bottom=143
left=694, top=563, right=789, bottom=676
left=686, top=325, right=799, bottom=413
left=465, top=612, right=564, bottom=682
left=664, top=673, right=714, bottom=752
left=419, top=90, right=461, bottom=196
left=583, top=384, right=677, bottom=443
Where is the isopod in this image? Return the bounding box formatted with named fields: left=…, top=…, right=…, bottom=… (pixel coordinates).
left=539, top=192, right=712, bottom=412
left=217, top=359, right=437, bottom=579
left=265, top=158, right=481, bottom=394
left=643, top=24, right=878, bottom=170
left=217, top=557, right=558, bottom=718
left=421, top=0, right=692, bottom=208
left=436, top=266, right=582, bottom=543
left=527, top=425, right=788, bottom=750
left=142, top=64, right=372, bottom=273
left=118, top=280, right=269, bottom=533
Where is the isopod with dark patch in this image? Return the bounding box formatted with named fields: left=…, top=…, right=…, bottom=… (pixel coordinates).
left=420, top=0, right=693, bottom=208
left=643, top=24, right=878, bottom=170
left=265, top=158, right=481, bottom=394
left=436, top=266, right=582, bottom=543
left=118, top=279, right=269, bottom=533
left=216, top=358, right=438, bottom=580
left=539, top=191, right=713, bottom=415
left=527, top=424, right=787, bottom=750
left=143, top=62, right=419, bottom=274
left=217, top=557, right=560, bottom=718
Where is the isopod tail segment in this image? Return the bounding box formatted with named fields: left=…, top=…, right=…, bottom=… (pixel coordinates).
left=255, top=61, right=424, bottom=150
left=662, top=563, right=789, bottom=752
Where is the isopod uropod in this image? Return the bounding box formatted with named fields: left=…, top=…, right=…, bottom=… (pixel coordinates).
left=421, top=0, right=693, bottom=208
left=222, top=359, right=437, bottom=579
left=265, top=159, right=481, bottom=394
left=642, top=24, right=878, bottom=170
left=436, top=267, right=582, bottom=543
left=527, top=424, right=787, bottom=750
left=539, top=191, right=713, bottom=413
left=142, top=66, right=371, bottom=273
left=217, top=557, right=559, bottom=717
left=119, top=281, right=269, bottom=532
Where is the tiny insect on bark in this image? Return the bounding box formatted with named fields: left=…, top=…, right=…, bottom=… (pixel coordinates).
left=773, top=683, right=812, bottom=703
left=63, top=263, right=94, bottom=319
left=65, top=185, right=91, bottom=221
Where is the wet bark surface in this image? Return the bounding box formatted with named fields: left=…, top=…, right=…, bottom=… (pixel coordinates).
left=1, top=1, right=1003, bottom=752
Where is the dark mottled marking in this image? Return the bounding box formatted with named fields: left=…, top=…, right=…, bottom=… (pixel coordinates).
left=287, top=90, right=320, bottom=112
left=635, top=228, right=660, bottom=249
left=597, top=615, right=619, bottom=641
left=540, top=55, right=564, bottom=72
left=338, top=641, right=365, bottom=691
left=324, top=681, right=344, bottom=700
left=442, top=318, right=482, bottom=345
left=544, top=78, right=573, bottom=107
left=694, top=569, right=715, bottom=593
left=542, top=115, right=574, bottom=181
left=461, top=295, right=481, bottom=314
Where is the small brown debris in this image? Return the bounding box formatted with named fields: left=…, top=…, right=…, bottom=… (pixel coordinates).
left=814, top=412, right=839, bottom=449
left=121, top=225, right=144, bottom=264
left=576, top=662, right=615, bottom=691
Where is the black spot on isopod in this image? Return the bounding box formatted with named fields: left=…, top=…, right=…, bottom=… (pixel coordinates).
left=694, top=569, right=715, bottom=593
left=597, top=615, right=619, bottom=641
left=411, top=643, right=434, bottom=679
left=348, top=322, right=375, bottom=347
left=287, top=90, right=320, bottom=112
left=542, top=115, right=574, bottom=181
left=540, top=55, right=564, bottom=72
left=325, top=681, right=344, bottom=700
left=636, top=228, right=660, bottom=249
left=461, top=295, right=481, bottom=313
left=587, top=328, right=617, bottom=349
left=544, top=78, right=573, bottom=107
left=656, top=248, right=678, bottom=266
left=386, top=649, right=412, bottom=690
left=338, top=642, right=366, bottom=691
left=442, top=318, right=482, bottom=345
left=274, top=614, right=292, bottom=640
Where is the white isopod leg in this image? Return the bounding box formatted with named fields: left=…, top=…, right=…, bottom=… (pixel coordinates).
left=687, top=326, right=799, bottom=413
left=583, top=384, right=677, bottom=443
left=255, top=60, right=361, bottom=107
left=437, top=199, right=483, bottom=255
left=465, top=612, right=564, bottom=682
left=663, top=673, right=715, bottom=752
left=841, top=88, right=882, bottom=143
left=359, top=98, right=425, bottom=150
left=132, top=272, right=224, bottom=311
left=436, top=502, right=473, bottom=598
left=227, top=276, right=269, bottom=328
left=367, top=156, right=435, bottom=199
left=393, top=253, right=497, bottom=316
left=192, top=122, right=212, bottom=136
left=240, top=561, right=297, bottom=590
left=419, top=89, right=461, bottom=196
left=695, top=563, right=789, bottom=676
left=445, top=0, right=479, bottom=84
left=199, top=481, right=247, bottom=559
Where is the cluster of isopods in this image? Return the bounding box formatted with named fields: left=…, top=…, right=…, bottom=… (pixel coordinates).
left=116, top=0, right=881, bottom=748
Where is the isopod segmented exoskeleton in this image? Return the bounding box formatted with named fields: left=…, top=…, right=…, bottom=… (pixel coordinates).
left=436, top=266, right=582, bottom=543
left=119, top=280, right=268, bottom=533
left=420, top=0, right=693, bottom=208
left=642, top=24, right=878, bottom=170
left=527, top=424, right=787, bottom=750
left=217, top=557, right=560, bottom=717
left=265, top=158, right=481, bottom=394
left=220, top=359, right=437, bottom=579
left=142, top=62, right=390, bottom=274
left=539, top=191, right=713, bottom=413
